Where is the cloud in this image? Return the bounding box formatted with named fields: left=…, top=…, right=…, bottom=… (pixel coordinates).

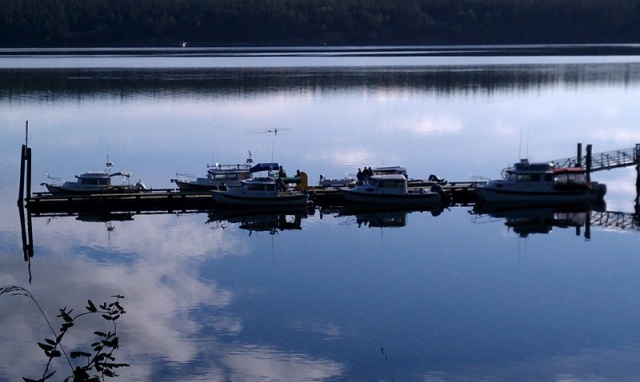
left=0, top=201, right=345, bottom=381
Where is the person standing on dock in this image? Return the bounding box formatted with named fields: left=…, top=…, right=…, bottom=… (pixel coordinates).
left=356, top=168, right=364, bottom=184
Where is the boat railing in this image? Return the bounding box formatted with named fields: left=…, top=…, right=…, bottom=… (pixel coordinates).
left=471, top=175, right=491, bottom=184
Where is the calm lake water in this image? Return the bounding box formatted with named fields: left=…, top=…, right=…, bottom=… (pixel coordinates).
left=1, top=46, right=640, bottom=381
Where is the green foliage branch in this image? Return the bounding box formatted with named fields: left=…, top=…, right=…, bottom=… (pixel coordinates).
left=0, top=285, right=129, bottom=382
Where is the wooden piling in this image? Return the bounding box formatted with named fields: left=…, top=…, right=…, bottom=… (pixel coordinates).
left=635, top=143, right=639, bottom=206
left=26, top=146, right=32, bottom=199
left=18, top=144, right=26, bottom=207
left=585, top=144, right=592, bottom=182
left=18, top=121, right=30, bottom=207
left=577, top=143, right=582, bottom=167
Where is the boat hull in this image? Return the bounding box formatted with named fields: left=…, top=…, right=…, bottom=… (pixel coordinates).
left=211, top=190, right=309, bottom=207
left=339, top=188, right=442, bottom=207
left=475, top=183, right=606, bottom=204
left=172, top=179, right=228, bottom=191
left=43, top=184, right=138, bottom=194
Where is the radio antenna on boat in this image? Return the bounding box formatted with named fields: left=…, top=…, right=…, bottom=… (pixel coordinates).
left=106, top=155, right=114, bottom=173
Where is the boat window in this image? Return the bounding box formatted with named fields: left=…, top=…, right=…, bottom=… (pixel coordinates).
left=247, top=184, right=265, bottom=191
left=80, top=178, right=99, bottom=185
left=515, top=174, right=535, bottom=182
left=266, top=184, right=276, bottom=191
left=378, top=180, right=404, bottom=188
left=213, top=174, right=239, bottom=180
left=556, top=172, right=587, bottom=186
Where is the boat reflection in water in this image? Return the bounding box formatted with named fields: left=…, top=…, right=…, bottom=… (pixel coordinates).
left=338, top=203, right=447, bottom=229
left=206, top=206, right=310, bottom=235
left=472, top=201, right=606, bottom=238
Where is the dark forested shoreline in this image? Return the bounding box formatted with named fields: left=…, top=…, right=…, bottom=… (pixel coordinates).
left=1, top=0, right=640, bottom=48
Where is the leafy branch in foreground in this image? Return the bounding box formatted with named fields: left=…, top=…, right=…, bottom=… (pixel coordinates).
left=0, top=286, right=128, bottom=382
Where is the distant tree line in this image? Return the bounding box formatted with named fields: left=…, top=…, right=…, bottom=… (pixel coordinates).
left=1, top=0, right=640, bottom=48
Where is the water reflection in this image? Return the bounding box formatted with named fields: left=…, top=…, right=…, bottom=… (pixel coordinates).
left=3, top=62, right=640, bottom=102
left=206, top=207, right=310, bottom=235
left=4, top=51, right=640, bottom=381
left=471, top=202, right=606, bottom=238
left=337, top=204, right=447, bottom=229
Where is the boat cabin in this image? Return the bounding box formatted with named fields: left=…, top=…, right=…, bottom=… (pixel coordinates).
left=503, top=160, right=590, bottom=189
left=364, top=174, right=409, bottom=194
left=76, top=172, right=113, bottom=186
left=552, top=168, right=590, bottom=189
left=371, top=166, right=408, bottom=178
left=206, top=169, right=251, bottom=183
left=75, top=171, right=131, bottom=186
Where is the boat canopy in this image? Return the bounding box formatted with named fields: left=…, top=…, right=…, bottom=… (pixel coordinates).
left=372, top=166, right=407, bottom=176
left=76, top=172, right=111, bottom=179
left=111, top=171, right=132, bottom=178
left=250, top=163, right=279, bottom=173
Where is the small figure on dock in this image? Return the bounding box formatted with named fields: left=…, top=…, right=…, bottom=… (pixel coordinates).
left=278, top=165, right=287, bottom=178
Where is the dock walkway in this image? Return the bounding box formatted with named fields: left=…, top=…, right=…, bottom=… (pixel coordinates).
left=551, top=144, right=640, bottom=172
left=25, top=181, right=482, bottom=215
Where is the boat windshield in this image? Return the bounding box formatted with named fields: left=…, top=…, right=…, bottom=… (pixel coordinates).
left=79, top=178, right=110, bottom=186
left=506, top=173, right=553, bottom=182
left=370, top=179, right=405, bottom=189
left=246, top=183, right=276, bottom=192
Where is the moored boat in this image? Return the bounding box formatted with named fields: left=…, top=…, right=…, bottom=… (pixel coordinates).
left=211, top=177, right=309, bottom=207
left=475, top=159, right=607, bottom=204
left=40, top=160, right=145, bottom=194
left=339, top=174, right=446, bottom=207
left=171, top=154, right=254, bottom=191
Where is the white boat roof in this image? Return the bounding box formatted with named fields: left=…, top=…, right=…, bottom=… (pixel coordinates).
left=372, top=166, right=407, bottom=173
left=241, top=177, right=276, bottom=184
left=370, top=174, right=407, bottom=181
left=76, top=171, right=131, bottom=178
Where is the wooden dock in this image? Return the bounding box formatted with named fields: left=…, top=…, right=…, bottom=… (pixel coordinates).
left=26, top=189, right=216, bottom=215
left=25, top=181, right=482, bottom=215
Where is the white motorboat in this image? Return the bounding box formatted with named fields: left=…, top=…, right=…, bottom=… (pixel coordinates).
left=41, top=160, right=145, bottom=194
left=171, top=154, right=254, bottom=191
left=475, top=159, right=607, bottom=203
left=339, top=174, right=445, bottom=207
left=358, top=165, right=447, bottom=187
left=211, top=177, right=309, bottom=207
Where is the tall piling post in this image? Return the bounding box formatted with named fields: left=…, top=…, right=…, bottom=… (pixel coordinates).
left=18, top=144, right=26, bottom=207
left=576, top=143, right=582, bottom=167
left=585, top=144, right=592, bottom=183
left=17, top=121, right=30, bottom=207
left=26, top=146, right=32, bottom=199
left=635, top=143, right=639, bottom=206
left=25, top=121, right=31, bottom=198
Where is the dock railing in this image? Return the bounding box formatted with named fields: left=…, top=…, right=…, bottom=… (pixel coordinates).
left=551, top=146, right=638, bottom=172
